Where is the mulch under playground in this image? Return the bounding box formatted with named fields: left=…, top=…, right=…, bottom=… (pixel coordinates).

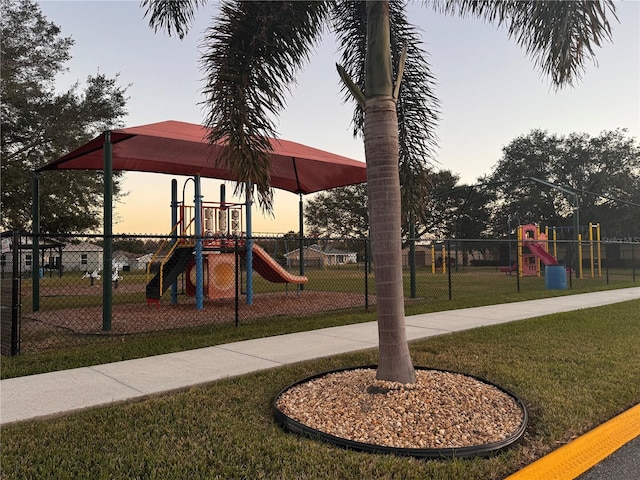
left=24, top=290, right=374, bottom=336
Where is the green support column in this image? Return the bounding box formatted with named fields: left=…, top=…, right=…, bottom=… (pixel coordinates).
left=102, top=131, right=113, bottom=331
left=246, top=184, right=254, bottom=304
left=11, top=230, right=21, bottom=355
left=299, top=193, right=304, bottom=290
left=31, top=172, right=40, bottom=311
left=573, top=193, right=580, bottom=275
left=170, top=179, right=179, bottom=304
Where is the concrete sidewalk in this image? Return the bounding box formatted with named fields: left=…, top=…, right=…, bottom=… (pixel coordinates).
left=2, top=287, right=637, bottom=426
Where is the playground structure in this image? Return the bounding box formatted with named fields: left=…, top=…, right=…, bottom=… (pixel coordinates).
left=516, top=224, right=560, bottom=277
left=145, top=183, right=307, bottom=308
left=499, top=223, right=566, bottom=290
left=499, top=223, right=603, bottom=288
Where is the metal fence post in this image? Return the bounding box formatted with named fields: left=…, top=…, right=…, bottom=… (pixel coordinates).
left=364, top=238, right=369, bottom=312
left=409, top=215, right=416, bottom=299
left=235, top=236, right=240, bottom=327
left=516, top=238, right=521, bottom=293
left=633, top=243, right=636, bottom=283
left=447, top=239, right=452, bottom=300
left=11, top=230, right=21, bottom=355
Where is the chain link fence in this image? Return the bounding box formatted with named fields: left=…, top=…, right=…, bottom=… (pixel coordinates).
left=402, top=238, right=639, bottom=302
left=1, top=233, right=372, bottom=354
left=2, top=231, right=638, bottom=355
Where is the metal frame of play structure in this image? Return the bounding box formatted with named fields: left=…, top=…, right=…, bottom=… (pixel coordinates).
left=144, top=178, right=308, bottom=310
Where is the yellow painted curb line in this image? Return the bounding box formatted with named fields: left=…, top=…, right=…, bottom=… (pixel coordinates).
left=505, top=403, right=640, bottom=480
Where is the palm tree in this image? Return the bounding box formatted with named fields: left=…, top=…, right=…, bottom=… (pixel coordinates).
left=143, top=0, right=616, bottom=384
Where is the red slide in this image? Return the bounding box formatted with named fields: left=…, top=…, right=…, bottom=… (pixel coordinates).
left=247, top=244, right=308, bottom=284
left=524, top=241, right=559, bottom=266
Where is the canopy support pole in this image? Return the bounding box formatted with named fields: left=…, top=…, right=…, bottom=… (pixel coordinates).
left=170, top=179, right=178, bottom=304
left=102, top=131, right=113, bottom=331
left=299, top=193, right=305, bottom=289
left=245, top=184, right=253, bottom=305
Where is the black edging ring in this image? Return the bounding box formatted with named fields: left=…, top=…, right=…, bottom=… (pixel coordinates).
left=273, top=366, right=528, bottom=459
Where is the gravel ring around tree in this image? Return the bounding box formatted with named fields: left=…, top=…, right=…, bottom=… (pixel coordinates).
left=274, top=366, right=528, bottom=459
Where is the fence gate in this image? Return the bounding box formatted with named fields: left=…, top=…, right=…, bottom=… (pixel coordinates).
left=1, top=231, right=21, bottom=356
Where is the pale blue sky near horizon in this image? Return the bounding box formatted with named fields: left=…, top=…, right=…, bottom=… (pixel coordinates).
left=37, top=0, right=640, bottom=234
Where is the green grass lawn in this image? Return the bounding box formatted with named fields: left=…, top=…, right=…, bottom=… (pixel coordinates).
left=1, top=299, right=638, bottom=479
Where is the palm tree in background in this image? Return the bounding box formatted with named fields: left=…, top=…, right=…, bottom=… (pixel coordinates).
left=143, top=0, right=616, bottom=384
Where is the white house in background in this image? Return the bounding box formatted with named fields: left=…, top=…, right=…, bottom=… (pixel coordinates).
left=0, top=235, right=155, bottom=274
left=62, top=242, right=103, bottom=272
left=112, top=250, right=144, bottom=271
left=0, top=232, right=64, bottom=274
left=66, top=245, right=148, bottom=273
left=136, top=253, right=155, bottom=270
left=284, top=244, right=357, bottom=268
left=322, top=245, right=358, bottom=265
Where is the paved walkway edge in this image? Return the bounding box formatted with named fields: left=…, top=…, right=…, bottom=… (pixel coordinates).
left=505, top=403, right=640, bottom=480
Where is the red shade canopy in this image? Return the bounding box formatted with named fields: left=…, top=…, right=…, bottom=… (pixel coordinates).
left=38, top=120, right=367, bottom=195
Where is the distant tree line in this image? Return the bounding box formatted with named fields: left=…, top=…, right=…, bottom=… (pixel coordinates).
left=3, top=2, right=636, bottom=246
left=1, top=0, right=129, bottom=234
left=305, top=129, right=640, bottom=241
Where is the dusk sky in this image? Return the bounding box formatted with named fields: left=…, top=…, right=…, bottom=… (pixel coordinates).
left=38, top=0, right=640, bottom=235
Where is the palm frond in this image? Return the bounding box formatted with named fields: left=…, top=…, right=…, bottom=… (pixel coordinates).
left=333, top=0, right=440, bottom=212
left=141, top=0, right=206, bottom=39
left=332, top=0, right=367, bottom=136
left=433, top=0, right=617, bottom=87
left=390, top=1, right=440, bottom=211
left=200, top=0, right=331, bottom=210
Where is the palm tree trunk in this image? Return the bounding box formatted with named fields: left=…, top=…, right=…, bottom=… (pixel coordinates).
left=365, top=1, right=416, bottom=385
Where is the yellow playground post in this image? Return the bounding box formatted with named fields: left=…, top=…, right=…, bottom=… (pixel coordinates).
left=431, top=244, right=435, bottom=274
left=578, top=233, right=583, bottom=279
left=430, top=243, right=448, bottom=274
left=517, top=225, right=523, bottom=277
left=442, top=244, right=447, bottom=274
